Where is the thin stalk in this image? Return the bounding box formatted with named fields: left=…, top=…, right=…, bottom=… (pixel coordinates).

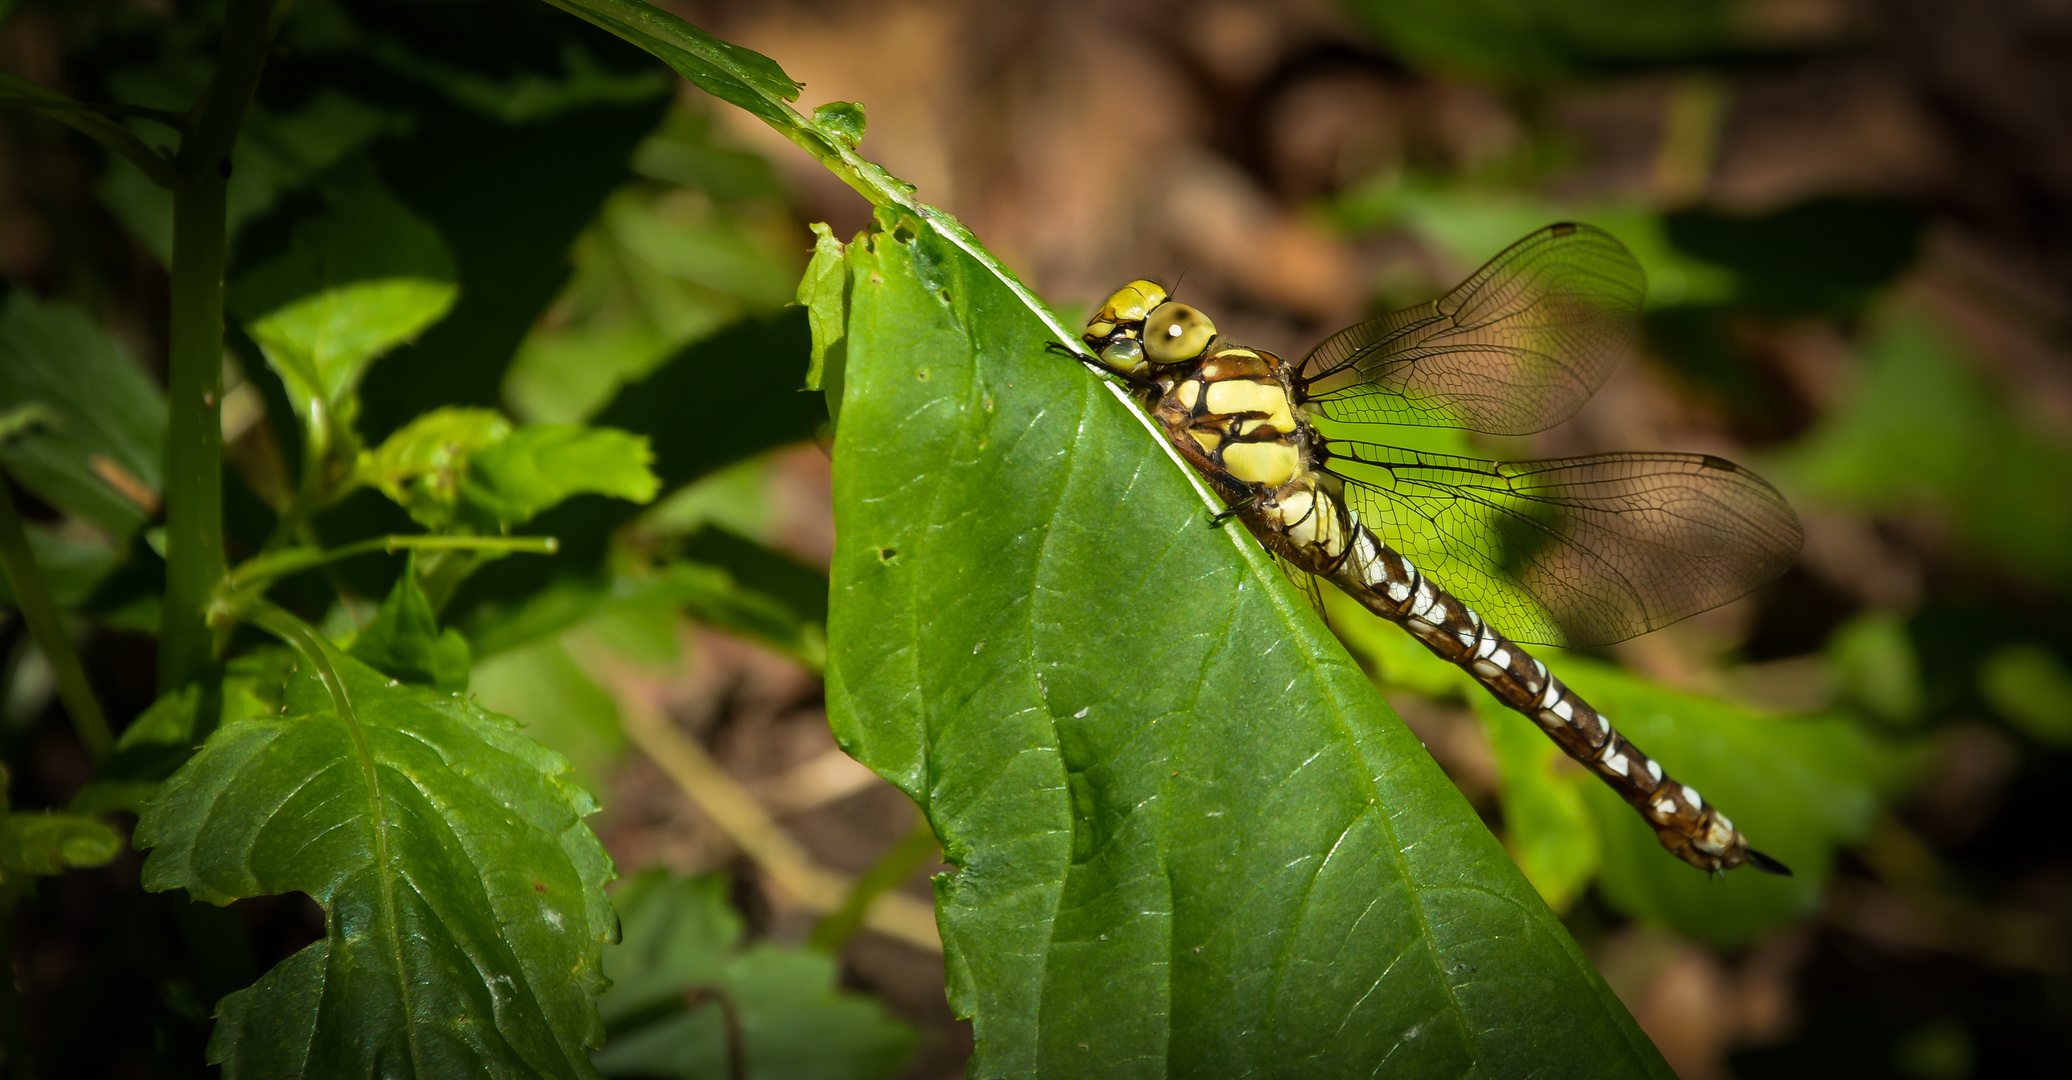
left=157, top=0, right=284, bottom=693
left=210, top=535, right=557, bottom=632
left=0, top=72, right=181, bottom=188
left=807, top=817, right=939, bottom=953
left=222, top=534, right=560, bottom=596
left=0, top=481, right=112, bottom=759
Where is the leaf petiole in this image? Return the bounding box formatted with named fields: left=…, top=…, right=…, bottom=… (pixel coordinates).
left=213, top=534, right=559, bottom=616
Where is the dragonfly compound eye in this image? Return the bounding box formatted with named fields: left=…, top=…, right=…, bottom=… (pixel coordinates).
left=1144, top=302, right=1216, bottom=364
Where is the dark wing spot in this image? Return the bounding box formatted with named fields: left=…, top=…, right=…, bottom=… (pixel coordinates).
left=1549, top=221, right=1577, bottom=236
left=1700, top=454, right=1736, bottom=471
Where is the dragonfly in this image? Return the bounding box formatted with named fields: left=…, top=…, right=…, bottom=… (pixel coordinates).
left=1070, top=222, right=1802, bottom=875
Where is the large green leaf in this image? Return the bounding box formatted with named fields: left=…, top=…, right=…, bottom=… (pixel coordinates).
left=0, top=293, right=167, bottom=535
left=818, top=208, right=1671, bottom=1076
left=593, top=870, right=916, bottom=1080
left=536, top=5, right=1675, bottom=1071
left=135, top=643, right=617, bottom=1078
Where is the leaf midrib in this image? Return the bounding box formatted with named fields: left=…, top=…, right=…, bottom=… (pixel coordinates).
left=291, top=629, right=428, bottom=1072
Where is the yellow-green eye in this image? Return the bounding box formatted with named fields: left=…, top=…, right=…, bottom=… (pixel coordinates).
left=1144, top=302, right=1215, bottom=364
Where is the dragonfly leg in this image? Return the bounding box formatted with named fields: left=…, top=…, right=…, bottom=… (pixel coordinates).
left=1211, top=494, right=1259, bottom=526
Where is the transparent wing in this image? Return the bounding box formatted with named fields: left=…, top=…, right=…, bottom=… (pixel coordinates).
left=1272, top=551, right=1330, bottom=623
left=1298, top=223, right=1646, bottom=436
left=1320, top=441, right=1803, bottom=648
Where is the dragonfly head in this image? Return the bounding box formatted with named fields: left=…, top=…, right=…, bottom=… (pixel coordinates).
left=1083, top=280, right=1217, bottom=376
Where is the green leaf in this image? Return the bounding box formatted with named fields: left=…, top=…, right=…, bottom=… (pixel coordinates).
left=798, top=223, right=849, bottom=399
left=1769, top=311, right=2072, bottom=588
left=70, top=650, right=297, bottom=815
left=505, top=177, right=804, bottom=425
left=464, top=425, right=660, bottom=529
left=358, top=407, right=512, bottom=529
left=628, top=108, right=785, bottom=201
left=1980, top=644, right=2072, bottom=747
left=1543, top=659, right=1901, bottom=946
left=349, top=568, right=471, bottom=694
left=470, top=637, right=626, bottom=793
left=135, top=644, right=617, bottom=1079
left=1340, top=0, right=1733, bottom=81
left=819, top=208, right=1672, bottom=1076
left=1827, top=611, right=1925, bottom=727
left=230, top=158, right=459, bottom=439
left=669, top=526, right=829, bottom=664
left=0, top=293, right=167, bottom=535
left=100, top=85, right=395, bottom=265
left=544, top=0, right=917, bottom=208
left=356, top=89, right=669, bottom=441
left=0, top=517, right=126, bottom=610
left=811, top=101, right=866, bottom=149
left=466, top=548, right=825, bottom=672
left=1477, top=704, right=1601, bottom=913
left=593, top=869, right=916, bottom=1080
left=538, top=0, right=803, bottom=127
left=0, top=810, right=124, bottom=879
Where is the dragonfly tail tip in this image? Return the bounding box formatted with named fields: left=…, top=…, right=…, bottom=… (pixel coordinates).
left=1745, top=848, right=1793, bottom=877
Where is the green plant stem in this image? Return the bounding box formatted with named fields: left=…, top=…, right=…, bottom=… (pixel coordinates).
left=0, top=72, right=181, bottom=188
left=0, top=481, right=112, bottom=759
left=218, top=534, right=559, bottom=603
left=157, top=0, right=283, bottom=693
left=807, top=817, right=939, bottom=953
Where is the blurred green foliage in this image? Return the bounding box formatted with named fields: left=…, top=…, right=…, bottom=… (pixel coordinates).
left=594, top=870, right=917, bottom=1080
left=1342, top=0, right=1735, bottom=82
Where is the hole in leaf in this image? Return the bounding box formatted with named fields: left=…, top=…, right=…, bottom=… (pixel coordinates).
left=234, top=891, right=328, bottom=970
left=876, top=547, right=898, bottom=563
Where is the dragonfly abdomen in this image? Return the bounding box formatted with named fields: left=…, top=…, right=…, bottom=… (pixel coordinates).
left=1314, top=501, right=1780, bottom=875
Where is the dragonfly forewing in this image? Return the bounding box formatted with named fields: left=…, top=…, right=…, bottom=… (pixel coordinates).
left=1299, top=222, right=1646, bottom=436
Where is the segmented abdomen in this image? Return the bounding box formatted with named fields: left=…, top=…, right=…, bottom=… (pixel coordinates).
left=1286, top=493, right=1760, bottom=873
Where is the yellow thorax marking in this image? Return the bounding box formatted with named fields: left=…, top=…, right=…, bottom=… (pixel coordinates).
left=1220, top=441, right=1299, bottom=488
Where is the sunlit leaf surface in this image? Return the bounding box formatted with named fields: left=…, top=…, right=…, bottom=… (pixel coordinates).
left=818, top=209, right=1673, bottom=1078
